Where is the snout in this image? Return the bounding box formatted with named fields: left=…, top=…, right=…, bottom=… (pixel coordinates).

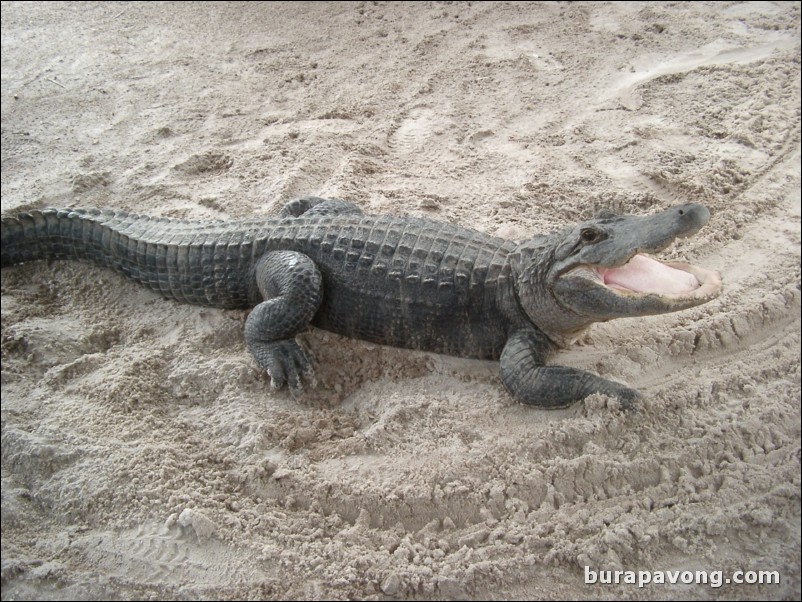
left=633, top=203, right=711, bottom=252
left=672, top=204, right=710, bottom=238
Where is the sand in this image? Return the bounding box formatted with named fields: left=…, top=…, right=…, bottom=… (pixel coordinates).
left=1, top=2, right=800, bottom=600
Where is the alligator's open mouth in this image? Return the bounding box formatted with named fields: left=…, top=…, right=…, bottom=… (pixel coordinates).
left=574, top=253, right=722, bottom=300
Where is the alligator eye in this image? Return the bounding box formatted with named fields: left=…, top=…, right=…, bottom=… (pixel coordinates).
left=580, top=228, right=602, bottom=243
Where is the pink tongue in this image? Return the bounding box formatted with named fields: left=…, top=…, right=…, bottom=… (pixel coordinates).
left=601, top=254, right=699, bottom=295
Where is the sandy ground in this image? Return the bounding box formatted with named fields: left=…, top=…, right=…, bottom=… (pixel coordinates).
left=1, top=1, right=800, bottom=600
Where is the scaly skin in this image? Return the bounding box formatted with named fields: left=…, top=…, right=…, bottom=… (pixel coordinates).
left=1, top=198, right=722, bottom=408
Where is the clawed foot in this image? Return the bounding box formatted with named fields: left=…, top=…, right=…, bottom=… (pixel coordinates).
left=249, top=339, right=316, bottom=393
left=608, top=385, right=642, bottom=412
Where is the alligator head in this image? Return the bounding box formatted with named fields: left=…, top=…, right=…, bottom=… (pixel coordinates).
left=511, top=203, right=722, bottom=346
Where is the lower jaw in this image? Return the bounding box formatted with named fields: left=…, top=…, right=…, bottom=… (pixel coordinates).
left=644, top=261, right=722, bottom=301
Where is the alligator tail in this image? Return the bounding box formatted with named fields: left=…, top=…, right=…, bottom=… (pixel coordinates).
left=0, top=208, right=123, bottom=268
left=1, top=208, right=258, bottom=309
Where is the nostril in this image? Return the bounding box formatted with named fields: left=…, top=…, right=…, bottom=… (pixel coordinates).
left=678, top=209, right=685, bottom=215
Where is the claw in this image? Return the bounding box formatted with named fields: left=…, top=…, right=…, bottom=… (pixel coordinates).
left=267, top=367, right=285, bottom=389
left=614, top=386, right=643, bottom=412
left=249, top=338, right=315, bottom=392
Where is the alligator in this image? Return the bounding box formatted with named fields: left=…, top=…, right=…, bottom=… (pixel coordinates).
left=1, top=198, right=721, bottom=408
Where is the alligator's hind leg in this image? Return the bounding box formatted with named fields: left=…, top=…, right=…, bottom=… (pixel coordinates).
left=245, top=251, right=323, bottom=391
left=278, top=196, right=363, bottom=218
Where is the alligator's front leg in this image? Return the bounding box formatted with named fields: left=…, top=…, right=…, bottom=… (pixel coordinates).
left=500, top=329, right=642, bottom=409
left=245, top=251, right=323, bottom=391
